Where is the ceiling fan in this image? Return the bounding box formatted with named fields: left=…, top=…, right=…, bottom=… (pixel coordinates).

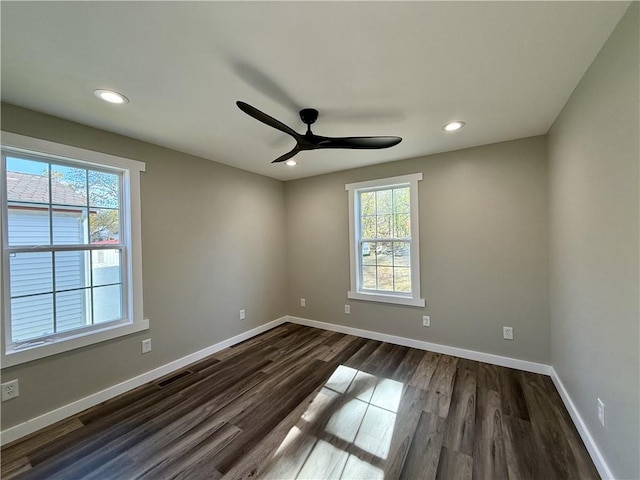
left=236, top=101, right=402, bottom=164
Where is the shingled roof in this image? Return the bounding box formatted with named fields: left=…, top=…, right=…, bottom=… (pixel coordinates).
left=6, top=172, right=87, bottom=206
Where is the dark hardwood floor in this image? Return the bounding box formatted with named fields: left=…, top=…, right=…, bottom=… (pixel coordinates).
left=1, top=323, right=599, bottom=479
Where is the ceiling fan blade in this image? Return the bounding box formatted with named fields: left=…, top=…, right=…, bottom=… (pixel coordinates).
left=236, top=101, right=301, bottom=140
left=272, top=145, right=301, bottom=163
left=316, top=136, right=402, bottom=149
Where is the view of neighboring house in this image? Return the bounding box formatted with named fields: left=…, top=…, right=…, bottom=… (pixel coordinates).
left=6, top=170, right=121, bottom=342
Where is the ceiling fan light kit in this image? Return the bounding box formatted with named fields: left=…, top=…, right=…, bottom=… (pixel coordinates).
left=236, top=101, right=402, bottom=164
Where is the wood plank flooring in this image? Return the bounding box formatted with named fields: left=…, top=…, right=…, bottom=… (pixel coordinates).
left=1, top=323, right=599, bottom=479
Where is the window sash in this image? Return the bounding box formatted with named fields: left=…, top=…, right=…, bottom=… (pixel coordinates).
left=5, top=239, right=128, bottom=350
left=358, top=239, right=412, bottom=296
left=4, top=150, right=123, bottom=248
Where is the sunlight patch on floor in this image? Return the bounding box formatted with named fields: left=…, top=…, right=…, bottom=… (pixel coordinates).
left=264, top=364, right=405, bottom=478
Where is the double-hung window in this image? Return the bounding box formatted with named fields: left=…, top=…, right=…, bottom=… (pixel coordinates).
left=1, top=132, right=147, bottom=367
left=346, top=173, right=425, bottom=307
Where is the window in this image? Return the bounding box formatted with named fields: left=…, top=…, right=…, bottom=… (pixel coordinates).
left=346, top=173, right=424, bottom=307
left=1, top=132, right=147, bottom=367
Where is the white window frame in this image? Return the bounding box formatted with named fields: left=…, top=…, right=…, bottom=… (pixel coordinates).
left=1, top=132, right=148, bottom=367
left=346, top=173, right=425, bottom=307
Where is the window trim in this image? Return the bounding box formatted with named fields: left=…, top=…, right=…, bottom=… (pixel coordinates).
left=346, top=173, right=425, bottom=307
left=1, top=132, right=148, bottom=367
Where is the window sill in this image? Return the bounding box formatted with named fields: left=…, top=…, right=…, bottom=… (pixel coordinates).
left=347, top=291, right=425, bottom=307
left=2, top=319, right=149, bottom=368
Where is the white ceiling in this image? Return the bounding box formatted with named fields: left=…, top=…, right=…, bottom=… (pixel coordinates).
left=1, top=1, right=630, bottom=181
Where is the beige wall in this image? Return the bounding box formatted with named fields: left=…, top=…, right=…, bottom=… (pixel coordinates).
left=0, top=103, right=288, bottom=430
left=286, top=136, right=550, bottom=363
left=548, top=3, right=639, bottom=479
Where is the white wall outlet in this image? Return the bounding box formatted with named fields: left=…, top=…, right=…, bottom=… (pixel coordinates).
left=422, top=315, right=430, bottom=327
left=300, top=298, right=306, bottom=307
left=1, top=379, right=20, bottom=401
left=344, top=304, right=350, bottom=315
left=503, top=326, right=514, bottom=340
left=239, top=309, right=246, bottom=320
left=141, top=338, right=152, bottom=354
left=597, top=398, right=605, bottom=427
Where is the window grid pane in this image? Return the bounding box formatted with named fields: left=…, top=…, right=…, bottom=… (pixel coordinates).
left=11, top=294, right=54, bottom=342
left=56, top=289, right=91, bottom=333
left=7, top=204, right=52, bottom=246
left=53, top=206, right=89, bottom=245
left=9, top=251, right=53, bottom=297
left=93, top=284, right=123, bottom=324
left=54, top=250, right=90, bottom=291
left=88, top=171, right=120, bottom=209
left=4, top=154, right=125, bottom=345
left=90, top=208, right=120, bottom=244
left=51, top=165, right=87, bottom=206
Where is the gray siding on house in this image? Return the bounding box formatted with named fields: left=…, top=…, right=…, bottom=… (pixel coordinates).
left=7, top=208, right=51, bottom=246
left=8, top=209, right=89, bottom=342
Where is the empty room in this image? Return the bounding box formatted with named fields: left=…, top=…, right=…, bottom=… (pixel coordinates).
left=0, top=2, right=638, bottom=479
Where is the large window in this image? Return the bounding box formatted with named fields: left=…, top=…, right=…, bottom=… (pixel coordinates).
left=346, top=173, right=424, bottom=307
left=1, top=132, right=147, bottom=366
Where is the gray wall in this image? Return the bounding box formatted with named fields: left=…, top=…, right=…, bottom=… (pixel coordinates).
left=2, top=8, right=638, bottom=475
left=0, top=103, right=288, bottom=430
left=548, top=3, right=639, bottom=479
left=286, top=136, right=550, bottom=364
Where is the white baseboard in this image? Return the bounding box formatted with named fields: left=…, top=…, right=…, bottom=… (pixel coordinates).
left=0, top=316, right=288, bottom=447
left=286, top=315, right=552, bottom=375
left=549, top=367, right=614, bottom=480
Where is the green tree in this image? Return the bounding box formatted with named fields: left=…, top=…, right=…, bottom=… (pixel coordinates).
left=55, top=166, right=120, bottom=242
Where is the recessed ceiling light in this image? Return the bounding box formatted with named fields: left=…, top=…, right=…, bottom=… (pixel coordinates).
left=285, top=159, right=298, bottom=166
left=443, top=121, right=465, bottom=132
left=94, top=89, right=129, bottom=104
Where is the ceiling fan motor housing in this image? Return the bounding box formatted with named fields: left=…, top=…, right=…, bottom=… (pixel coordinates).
left=299, top=108, right=319, bottom=125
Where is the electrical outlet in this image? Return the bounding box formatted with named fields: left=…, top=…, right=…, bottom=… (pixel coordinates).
left=239, top=309, right=246, bottom=320
left=1, top=379, right=19, bottom=401
left=503, top=326, right=514, bottom=340
left=344, top=304, right=350, bottom=315
left=300, top=298, right=306, bottom=307
left=141, top=338, right=152, bottom=354
left=422, top=315, right=430, bottom=327
left=597, top=398, right=605, bottom=427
